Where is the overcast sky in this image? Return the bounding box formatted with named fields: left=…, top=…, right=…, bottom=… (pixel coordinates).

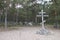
left=45, top=0, right=50, bottom=1
left=37, top=0, right=51, bottom=1
left=36, top=0, right=51, bottom=4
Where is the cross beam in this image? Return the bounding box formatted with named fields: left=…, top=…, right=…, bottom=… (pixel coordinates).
left=36, top=15, right=49, bottom=17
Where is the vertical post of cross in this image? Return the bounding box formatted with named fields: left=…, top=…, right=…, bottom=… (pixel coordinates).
left=41, top=9, right=45, bottom=29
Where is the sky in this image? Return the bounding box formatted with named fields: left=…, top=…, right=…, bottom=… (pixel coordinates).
left=36, top=0, right=51, bottom=1
left=36, top=0, right=51, bottom=4
left=45, top=0, right=50, bottom=1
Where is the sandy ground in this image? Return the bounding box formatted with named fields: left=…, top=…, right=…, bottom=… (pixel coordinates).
left=0, top=26, right=60, bottom=40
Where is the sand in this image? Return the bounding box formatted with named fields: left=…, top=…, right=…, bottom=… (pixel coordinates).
left=0, top=26, right=60, bottom=40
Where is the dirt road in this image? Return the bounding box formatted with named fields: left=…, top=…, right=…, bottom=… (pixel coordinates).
left=0, top=27, right=60, bottom=40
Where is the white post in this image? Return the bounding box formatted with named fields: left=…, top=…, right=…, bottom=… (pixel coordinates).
left=41, top=9, right=45, bottom=29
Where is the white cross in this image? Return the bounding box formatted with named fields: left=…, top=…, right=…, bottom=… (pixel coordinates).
left=41, top=9, right=45, bottom=29
left=36, top=9, right=49, bottom=29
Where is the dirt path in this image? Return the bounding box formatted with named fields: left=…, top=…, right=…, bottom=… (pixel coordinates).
left=20, top=27, right=60, bottom=40
left=0, top=27, right=60, bottom=40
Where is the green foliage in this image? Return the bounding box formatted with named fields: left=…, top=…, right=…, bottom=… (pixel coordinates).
left=0, top=0, right=4, bottom=9
left=0, top=0, right=60, bottom=25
